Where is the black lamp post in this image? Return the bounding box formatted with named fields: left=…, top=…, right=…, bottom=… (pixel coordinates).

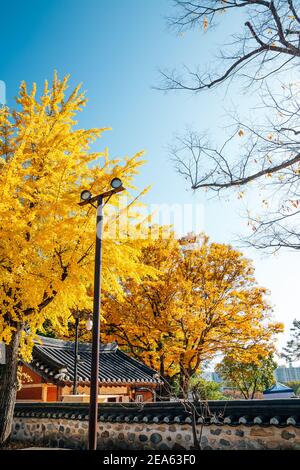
left=71, top=312, right=93, bottom=396
left=78, top=178, right=125, bottom=450
left=73, top=316, right=80, bottom=396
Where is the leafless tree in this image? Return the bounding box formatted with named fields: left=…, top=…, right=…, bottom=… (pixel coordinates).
left=161, top=1, right=300, bottom=250
left=156, top=376, right=224, bottom=450
left=170, top=83, right=300, bottom=250
left=162, top=1, right=300, bottom=91
left=282, top=319, right=300, bottom=362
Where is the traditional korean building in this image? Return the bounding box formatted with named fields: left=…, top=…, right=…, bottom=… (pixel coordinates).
left=263, top=382, right=295, bottom=399
left=17, top=336, right=160, bottom=403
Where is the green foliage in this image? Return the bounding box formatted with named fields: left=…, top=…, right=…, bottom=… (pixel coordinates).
left=216, top=355, right=277, bottom=399
left=286, top=381, right=300, bottom=395
left=189, top=377, right=227, bottom=401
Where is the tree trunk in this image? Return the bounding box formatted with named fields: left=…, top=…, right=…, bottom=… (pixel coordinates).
left=251, top=379, right=258, bottom=400
left=190, top=406, right=201, bottom=450
left=179, top=363, right=190, bottom=398
left=159, top=354, right=165, bottom=378
left=0, top=326, right=22, bottom=446
left=157, top=352, right=173, bottom=399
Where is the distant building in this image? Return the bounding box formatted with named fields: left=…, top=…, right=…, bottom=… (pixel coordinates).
left=275, top=366, right=300, bottom=383
left=201, top=371, right=222, bottom=383
left=211, top=372, right=222, bottom=383
left=205, top=366, right=300, bottom=386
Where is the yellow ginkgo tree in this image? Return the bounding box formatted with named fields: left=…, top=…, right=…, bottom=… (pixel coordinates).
left=0, top=73, right=148, bottom=444
left=103, top=232, right=283, bottom=396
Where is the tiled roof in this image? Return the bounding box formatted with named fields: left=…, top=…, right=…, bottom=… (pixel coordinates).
left=263, top=382, right=294, bottom=394
left=14, top=400, right=300, bottom=427
left=27, top=336, right=160, bottom=386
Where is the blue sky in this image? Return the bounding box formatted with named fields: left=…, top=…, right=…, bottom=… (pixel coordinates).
left=1, top=0, right=298, bottom=355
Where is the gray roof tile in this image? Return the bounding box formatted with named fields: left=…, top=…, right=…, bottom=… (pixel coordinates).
left=28, top=336, right=161, bottom=385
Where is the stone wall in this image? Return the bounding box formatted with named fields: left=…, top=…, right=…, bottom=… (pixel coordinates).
left=12, top=417, right=300, bottom=450
left=12, top=400, right=300, bottom=450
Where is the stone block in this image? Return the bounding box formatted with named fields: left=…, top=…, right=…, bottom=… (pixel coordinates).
left=150, top=433, right=162, bottom=444
left=210, top=428, right=221, bottom=435
left=219, top=438, right=231, bottom=447
left=250, top=427, right=273, bottom=437
left=281, top=430, right=296, bottom=440
left=159, top=443, right=170, bottom=450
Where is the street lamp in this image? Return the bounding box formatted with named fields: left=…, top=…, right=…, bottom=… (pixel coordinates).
left=110, top=177, right=122, bottom=189
left=80, top=190, right=92, bottom=202
left=78, top=178, right=125, bottom=450
left=70, top=310, right=93, bottom=396
left=73, top=316, right=80, bottom=396
left=85, top=316, right=93, bottom=332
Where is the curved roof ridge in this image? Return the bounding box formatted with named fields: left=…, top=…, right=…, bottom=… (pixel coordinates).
left=34, top=335, right=118, bottom=353
left=263, top=382, right=294, bottom=394
left=28, top=336, right=161, bottom=385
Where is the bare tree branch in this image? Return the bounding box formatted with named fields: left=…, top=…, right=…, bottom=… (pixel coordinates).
left=160, top=1, right=300, bottom=91
left=171, top=83, right=300, bottom=250
left=163, top=1, right=300, bottom=251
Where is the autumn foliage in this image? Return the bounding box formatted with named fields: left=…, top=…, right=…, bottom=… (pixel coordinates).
left=0, top=73, right=150, bottom=345
left=103, top=232, right=283, bottom=394
left=0, top=73, right=148, bottom=443
left=0, top=72, right=284, bottom=445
